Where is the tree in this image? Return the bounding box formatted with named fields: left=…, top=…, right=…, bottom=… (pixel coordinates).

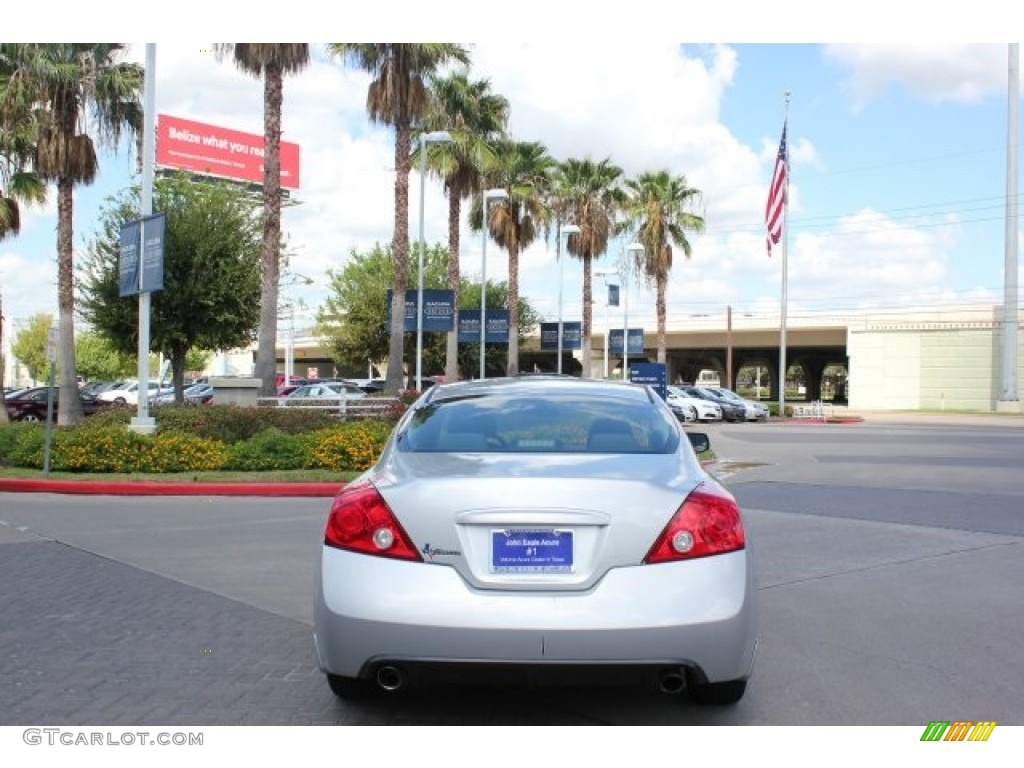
left=78, top=174, right=262, bottom=400
left=12, top=313, right=52, bottom=383
left=0, top=43, right=142, bottom=425
left=416, top=71, right=509, bottom=382
left=623, top=170, right=705, bottom=364
left=74, top=330, right=135, bottom=382
left=554, top=157, right=625, bottom=376
left=317, top=242, right=541, bottom=382
left=475, top=139, right=556, bottom=375
left=317, top=242, right=448, bottom=380
left=326, top=43, right=471, bottom=393
left=214, top=44, right=310, bottom=398
left=0, top=56, right=46, bottom=241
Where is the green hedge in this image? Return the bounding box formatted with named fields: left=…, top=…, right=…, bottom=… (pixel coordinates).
left=0, top=404, right=398, bottom=474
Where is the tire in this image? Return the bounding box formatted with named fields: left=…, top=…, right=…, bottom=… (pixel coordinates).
left=18, top=412, right=42, bottom=422
left=113, top=397, right=127, bottom=405
left=326, top=673, right=374, bottom=700
left=687, top=679, right=747, bottom=706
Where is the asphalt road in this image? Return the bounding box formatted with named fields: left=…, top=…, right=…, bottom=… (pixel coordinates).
left=0, top=412, right=1022, bottom=726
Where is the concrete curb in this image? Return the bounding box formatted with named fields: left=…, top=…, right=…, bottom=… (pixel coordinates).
left=0, top=478, right=343, bottom=497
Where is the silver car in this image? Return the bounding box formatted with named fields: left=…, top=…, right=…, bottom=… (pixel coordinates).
left=314, top=376, right=757, bottom=705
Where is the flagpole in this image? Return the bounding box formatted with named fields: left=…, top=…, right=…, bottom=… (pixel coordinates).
left=779, top=91, right=792, bottom=417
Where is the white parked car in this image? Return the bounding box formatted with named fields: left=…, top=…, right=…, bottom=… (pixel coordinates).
left=96, top=381, right=172, bottom=406
left=668, top=386, right=722, bottom=423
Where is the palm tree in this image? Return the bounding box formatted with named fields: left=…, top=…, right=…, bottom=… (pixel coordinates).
left=415, top=71, right=508, bottom=382
left=554, top=157, right=625, bottom=376
left=0, top=57, right=47, bottom=241
left=214, top=44, right=310, bottom=397
left=327, top=43, right=470, bottom=392
left=476, top=139, right=556, bottom=375
left=623, top=170, right=705, bottom=364
left=0, top=43, right=142, bottom=425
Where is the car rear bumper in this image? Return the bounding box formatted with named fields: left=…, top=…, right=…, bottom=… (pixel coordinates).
left=314, top=547, right=757, bottom=684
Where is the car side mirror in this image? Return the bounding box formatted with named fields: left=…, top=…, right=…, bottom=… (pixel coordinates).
left=686, top=431, right=710, bottom=455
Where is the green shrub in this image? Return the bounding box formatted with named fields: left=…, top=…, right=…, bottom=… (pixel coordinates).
left=224, top=427, right=306, bottom=471
left=303, top=421, right=392, bottom=472
left=0, top=423, right=37, bottom=463
left=154, top=404, right=339, bottom=443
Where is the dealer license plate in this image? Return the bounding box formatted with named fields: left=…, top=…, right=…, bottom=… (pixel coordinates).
left=491, top=529, right=573, bottom=573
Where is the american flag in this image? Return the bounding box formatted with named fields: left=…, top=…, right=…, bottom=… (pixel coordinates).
left=765, top=121, right=787, bottom=257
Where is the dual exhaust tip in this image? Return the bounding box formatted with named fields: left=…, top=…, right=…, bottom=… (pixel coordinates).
left=373, top=664, right=686, bottom=695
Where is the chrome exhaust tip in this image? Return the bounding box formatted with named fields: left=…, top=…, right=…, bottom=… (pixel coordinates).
left=375, top=665, right=405, bottom=692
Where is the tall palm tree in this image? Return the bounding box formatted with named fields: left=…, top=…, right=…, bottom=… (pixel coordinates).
left=416, top=71, right=508, bottom=382
left=327, top=43, right=470, bottom=392
left=623, top=170, right=705, bottom=364
left=1, top=55, right=47, bottom=424
left=477, top=139, right=556, bottom=375
left=0, top=59, right=47, bottom=241
left=214, top=44, right=310, bottom=397
left=0, top=43, right=142, bottom=425
left=554, top=157, right=625, bottom=376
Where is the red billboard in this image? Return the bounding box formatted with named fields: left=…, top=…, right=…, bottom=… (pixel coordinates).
left=156, top=114, right=300, bottom=189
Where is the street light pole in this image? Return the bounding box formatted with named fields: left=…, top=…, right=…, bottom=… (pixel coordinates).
left=480, top=188, right=508, bottom=380
left=594, top=268, right=618, bottom=379
left=557, top=224, right=580, bottom=374
left=623, top=243, right=644, bottom=381
left=416, top=130, right=452, bottom=391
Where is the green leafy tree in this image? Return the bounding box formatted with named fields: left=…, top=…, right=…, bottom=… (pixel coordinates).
left=214, top=44, right=310, bottom=398
left=326, top=43, right=471, bottom=393
left=416, top=71, right=509, bottom=382
left=12, top=313, right=52, bottom=383
left=317, top=242, right=541, bottom=381
left=0, top=43, right=142, bottom=425
left=554, top=157, right=625, bottom=375
left=474, top=139, right=556, bottom=375
left=623, top=170, right=705, bottom=364
left=78, top=174, right=262, bottom=400
left=75, top=330, right=134, bottom=381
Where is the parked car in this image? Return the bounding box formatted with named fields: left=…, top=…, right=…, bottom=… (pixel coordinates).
left=683, top=386, right=746, bottom=423
left=668, top=385, right=721, bottom=423
left=4, top=386, right=111, bottom=422
left=314, top=375, right=756, bottom=705
left=152, top=383, right=214, bottom=406
left=284, top=381, right=367, bottom=405
left=713, top=387, right=769, bottom=422
left=95, top=380, right=172, bottom=406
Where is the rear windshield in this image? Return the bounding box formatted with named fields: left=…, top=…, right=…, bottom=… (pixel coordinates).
left=397, top=392, right=679, bottom=454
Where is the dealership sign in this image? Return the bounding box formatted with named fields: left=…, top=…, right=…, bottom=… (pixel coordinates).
left=156, top=114, right=300, bottom=189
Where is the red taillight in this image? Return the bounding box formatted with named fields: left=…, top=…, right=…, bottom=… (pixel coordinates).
left=324, top=481, right=422, bottom=561
left=644, top=483, right=745, bottom=563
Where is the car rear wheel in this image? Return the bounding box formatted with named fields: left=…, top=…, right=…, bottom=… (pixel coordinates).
left=326, top=673, right=374, bottom=700
left=687, top=678, right=747, bottom=706
left=18, top=412, right=42, bottom=422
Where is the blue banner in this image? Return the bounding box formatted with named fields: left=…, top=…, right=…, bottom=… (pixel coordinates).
left=140, top=212, right=166, bottom=293
left=118, top=220, right=140, bottom=297
left=629, top=362, right=667, bottom=399
left=386, top=289, right=455, bottom=332
left=458, top=309, right=509, bottom=343
left=608, top=328, right=644, bottom=355
left=540, top=322, right=582, bottom=351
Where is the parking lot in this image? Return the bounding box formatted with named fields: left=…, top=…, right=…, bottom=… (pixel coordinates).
left=0, top=413, right=1022, bottom=728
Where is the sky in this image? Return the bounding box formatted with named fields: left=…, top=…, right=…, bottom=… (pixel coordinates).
left=2, top=9, right=1021, bottom=352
